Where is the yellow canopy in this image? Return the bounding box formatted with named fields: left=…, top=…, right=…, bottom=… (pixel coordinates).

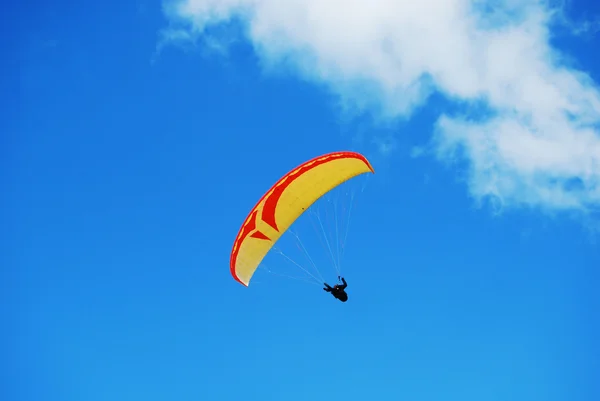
left=230, top=151, right=374, bottom=286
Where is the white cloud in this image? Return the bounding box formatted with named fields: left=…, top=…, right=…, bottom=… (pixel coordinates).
left=161, top=0, right=600, bottom=215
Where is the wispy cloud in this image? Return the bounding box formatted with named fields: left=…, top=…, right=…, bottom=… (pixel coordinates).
left=161, top=0, right=600, bottom=217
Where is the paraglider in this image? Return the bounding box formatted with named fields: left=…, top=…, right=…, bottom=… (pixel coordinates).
left=229, top=151, right=374, bottom=294
left=323, top=276, right=348, bottom=302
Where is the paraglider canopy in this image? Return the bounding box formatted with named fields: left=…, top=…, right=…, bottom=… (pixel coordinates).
left=230, top=151, right=374, bottom=286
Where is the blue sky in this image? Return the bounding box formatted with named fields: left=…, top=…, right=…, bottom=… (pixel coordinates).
left=4, top=1, right=600, bottom=401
